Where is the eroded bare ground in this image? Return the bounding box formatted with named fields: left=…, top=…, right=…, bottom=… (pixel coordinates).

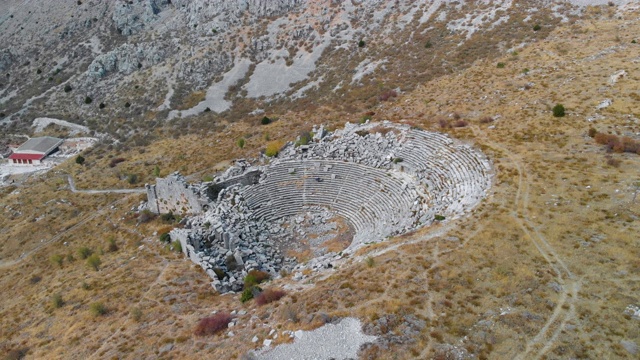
left=1, top=6, right=640, bottom=360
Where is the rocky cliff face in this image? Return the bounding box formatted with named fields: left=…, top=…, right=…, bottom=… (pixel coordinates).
left=0, top=0, right=611, bottom=141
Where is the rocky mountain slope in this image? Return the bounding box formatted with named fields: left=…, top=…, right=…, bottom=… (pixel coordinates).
left=1, top=0, right=619, bottom=145
left=1, top=1, right=639, bottom=359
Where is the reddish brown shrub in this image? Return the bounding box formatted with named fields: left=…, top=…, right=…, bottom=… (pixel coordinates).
left=194, top=312, right=232, bottom=336
left=255, top=288, right=286, bottom=306
left=244, top=269, right=270, bottom=288
left=438, top=118, right=450, bottom=129
left=480, top=116, right=494, bottom=124
left=378, top=90, right=398, bottom=102
left=453, top=119, right=468, bottom=128
left=592, top=131, right=640, bottom=154
left=109, top=157, right=126, bottom=168
left=606, top=156, right=621, bottom=167
left=621, top=136, right=640, bottom=153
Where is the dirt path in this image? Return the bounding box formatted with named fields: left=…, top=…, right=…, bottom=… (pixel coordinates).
left=476, top=132, right=579, bottom=360
left=66, top=174, right=146, bottom=194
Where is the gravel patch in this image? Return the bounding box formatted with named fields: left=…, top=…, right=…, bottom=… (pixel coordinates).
left=253, top=318, right=376, bottom=360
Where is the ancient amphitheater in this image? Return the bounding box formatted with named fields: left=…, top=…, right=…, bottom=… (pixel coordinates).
left=163, top=121, right=493, bottom=293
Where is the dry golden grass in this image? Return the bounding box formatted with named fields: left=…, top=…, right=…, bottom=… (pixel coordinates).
left=2, top=7, right=640, bottom=360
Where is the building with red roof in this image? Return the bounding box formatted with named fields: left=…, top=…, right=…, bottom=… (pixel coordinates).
left=8, top=136, right=63, bottom=165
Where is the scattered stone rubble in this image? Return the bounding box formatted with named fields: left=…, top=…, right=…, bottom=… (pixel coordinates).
left=149, top=121, right=492, bottom=293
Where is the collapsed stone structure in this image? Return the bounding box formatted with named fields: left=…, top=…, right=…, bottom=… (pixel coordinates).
left=145, top=173, right=208, bottom=214
left=151, top=122, right=492, bottom=293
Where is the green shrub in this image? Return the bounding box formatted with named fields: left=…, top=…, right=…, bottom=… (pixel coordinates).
left=244, top=270, right=270, bottom=288
left=87, top=254, right=101, bottom=271
left=213, top=268, right=225, bottom=280
left=50, top=254, right=63, bottom=267
left=425, top=41, right=432, bottom=49
left=127, top=173, right=138, bottom=184
left=75, top=155, right=85, bottom=165
left=265, top=140, right=283, bottom=157
left=552, top=104, right=566, bottom=117
left=496, top=62, right=506, bottom=69
left=64, top=84, right=72, bottom=92
left=533, top=24, right=541, bottom=31
left=261, top=116, right=271, bottom=125
left=89, top=302, right=107, bottom=316
left=171, top=240, right=182, bottom=253
left=78, top=247, right=92, bottom=259
left=366, top=257, right=375, bottom=267
left=52, top=293, right=64, bottom=308
left=124, top=102, right=131, bottom=108
left=66, top=253, right=75, bottom=262
left=131, top=307, right=143, bottom=322
left=99, top=102, right=105, bottom=109
left=358, top=40, right=366, bottom=47
left=161, top=211, right=176, bottom=223
left=393, top=157, right=403, bottom=164
left=240, top=288, right=255, bottom=303
left=159, top=232, right=171, bottom=243
left=107, top=237, right=118, bottom=252
left=434, top=215, right=446, bottom=221
left=237, top=138, right=246, bottom=148
left=84, top=96, right=92, bottom=104
left=296, top=132, right=312, bottom=146
left=153, top=165, right=160, bottom=177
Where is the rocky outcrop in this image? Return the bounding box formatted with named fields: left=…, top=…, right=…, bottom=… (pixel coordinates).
left=0, top=49, right=13, bottom=72
left=112, top=0, right=172, bottom=36
left=87, top=42, right=166, bottom=78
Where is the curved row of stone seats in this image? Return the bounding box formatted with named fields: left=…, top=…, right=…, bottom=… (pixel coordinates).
left=393, top=129, right=491, bottom=215
left=240, top=159, right=422, bottom=246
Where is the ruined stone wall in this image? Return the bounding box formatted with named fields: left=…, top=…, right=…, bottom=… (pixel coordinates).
left=207, top=170, right=262, bottom=200
left=146, top=173, right=203, bottom=215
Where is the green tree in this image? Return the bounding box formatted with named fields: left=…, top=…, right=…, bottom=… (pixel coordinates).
left=75, top=155, right=85, bottom=165
left=358, top=39, right=366, bottom=47
left=552, top=104, right=566, bottom=117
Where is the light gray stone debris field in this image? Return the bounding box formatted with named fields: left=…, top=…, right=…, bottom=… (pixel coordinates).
left=147, top=122, right=492, bottom=293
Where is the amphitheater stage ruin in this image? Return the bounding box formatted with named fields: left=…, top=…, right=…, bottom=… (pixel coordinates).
left=147, top=121, right=493, bottom=293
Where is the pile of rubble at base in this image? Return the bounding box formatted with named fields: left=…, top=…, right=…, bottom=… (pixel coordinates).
left=165, top=121, right=492, bottom=293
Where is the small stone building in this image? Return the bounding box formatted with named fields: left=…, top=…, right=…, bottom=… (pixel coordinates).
left=8, top=136, right=63, bottom=165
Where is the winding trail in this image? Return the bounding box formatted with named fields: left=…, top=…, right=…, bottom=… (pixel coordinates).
left=475, top=132, right=580, bottom=360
